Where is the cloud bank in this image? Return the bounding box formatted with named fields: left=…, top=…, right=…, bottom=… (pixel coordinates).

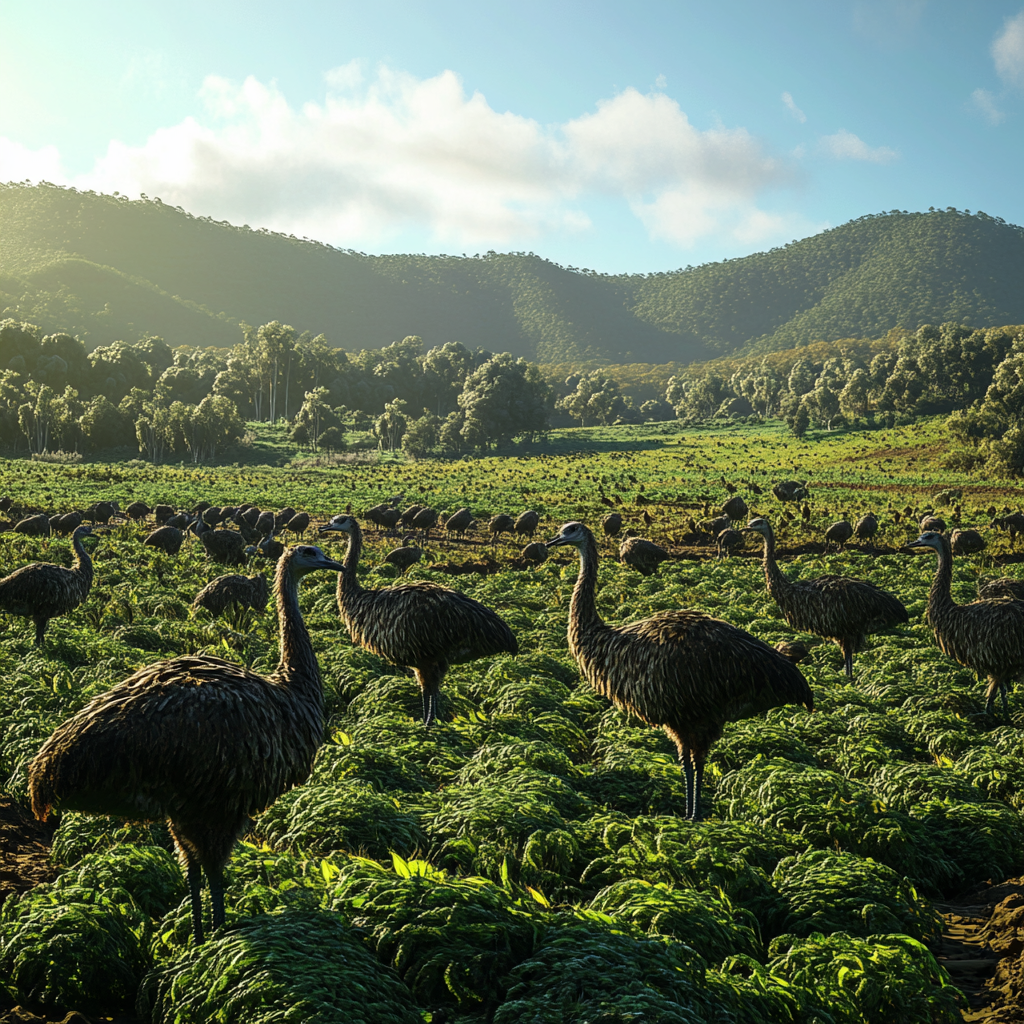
left=993, top=9, right=1024, bottom=88
left=1, top=65, right=810, bottom=251
left=819, top=129, right=898, bottom=163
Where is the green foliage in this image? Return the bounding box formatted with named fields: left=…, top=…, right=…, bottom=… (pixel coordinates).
left=327, top=861, right=544, bottom=1010
left=55, top=845, right=187, bottom=919
left=589, top=878, right=762, bottom=962
left=767, top=932, right=963, bottom=1024
left=493, top=924, right=709, bottom=1024
left=139, top=910, right=420, bottom=1024
left=257, top=781, right=426, bottom=859
left=0, top=884, right=152, bottom=1012
left=771, top=850, right=941, bottom=941
left=50, top=812, right=170, bottom=866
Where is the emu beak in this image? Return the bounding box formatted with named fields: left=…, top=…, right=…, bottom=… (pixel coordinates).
left=545, top=535, right=567, bottom=548
left=905, top=536, right=928, bottom=548
left=322, top=558, right=345, bottom=571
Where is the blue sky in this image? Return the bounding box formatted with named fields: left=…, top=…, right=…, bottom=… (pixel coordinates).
left=1, top=1, right=1022, bottom=272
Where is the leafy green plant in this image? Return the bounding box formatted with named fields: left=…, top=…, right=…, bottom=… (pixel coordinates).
left=589, top=878, right=762, bottom=962
left=138, top=910, right=420, bottom=1024
left=0, top=884, right=152, bottom=1012
left=767, top=931, right=963, bottom=1024
left=49, top=811, right=169, bottom=866
left=55, top=844, right=187, bottom=919
left=771, top=850, right=941, bottom=942
left=257, top=781, right=426, bottom=859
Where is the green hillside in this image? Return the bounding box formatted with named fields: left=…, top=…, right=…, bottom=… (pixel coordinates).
left=1, top=182, right=1022, bottom=362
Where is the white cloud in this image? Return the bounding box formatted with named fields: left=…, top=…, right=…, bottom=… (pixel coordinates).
left=0, top=136, right=64, bottom=183
left=970, top=87, right=1005, bottom=125
left=782, top=92, right=806, bottom=123
left=0, top=67, right=800, bottom=252
left=819, top=129, right=898, bottom=163
left=993, top=9, right=1024, bottom=88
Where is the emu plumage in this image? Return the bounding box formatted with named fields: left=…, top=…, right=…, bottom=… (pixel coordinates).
left=28, top=544, right=343, bottom=944
left=548, top=521, right=812, bottom=820
left=319, top=515, right=518, bottom=726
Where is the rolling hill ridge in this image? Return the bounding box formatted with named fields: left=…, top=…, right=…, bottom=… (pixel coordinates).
left=1, top=182, right=1022, bottom=363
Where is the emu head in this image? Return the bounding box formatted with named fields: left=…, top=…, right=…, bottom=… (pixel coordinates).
left=743, top=517, right=773, bottom=540
left=906, top=531, right=947, bottom=553
left=319, top=515, right=357, bottom=535
left=546, top=521, right=591, bottom=549
left=284, top=545, right=345, bottom=576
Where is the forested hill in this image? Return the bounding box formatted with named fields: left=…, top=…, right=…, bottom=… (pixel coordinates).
left=2, top=182, right=1023, bottom=363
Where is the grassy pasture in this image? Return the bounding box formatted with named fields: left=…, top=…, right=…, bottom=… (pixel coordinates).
left=0, top=418, right=1021, bottom=1021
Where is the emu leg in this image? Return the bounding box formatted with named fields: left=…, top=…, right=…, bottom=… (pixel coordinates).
left=187, top=862, right=205, bottom=945
left=33, top=617, right=48, bottom=646
left=679, top=747, right=695, bottom=820
left=842, top=642, right=854, bottom=679
left=207, top=865, right=226, bottom=931
left=1002, top=682, right=1010, bottom=720
left=690, top=757, right=706, bottom=822
left=985, top=677, right=999, bottom=716
left=414, top=662, right=448, bottom=729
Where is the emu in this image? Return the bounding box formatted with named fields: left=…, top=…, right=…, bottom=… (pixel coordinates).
left=192, top=574, right=270, bottom=617
left=0, top=525, right=96, bottom=644
left=547, top=522, right=811, bottom=820
left=28, top=545, right=343, bottom=944
left=745, top=518, right=908, bottom=678
left=319, top=516, right=517, bottom=727
left=909, top=531, right=1024, bottom=718
left=619, top=534, right=670, bottom=576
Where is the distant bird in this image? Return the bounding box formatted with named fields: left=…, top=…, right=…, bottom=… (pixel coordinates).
left=854, top=514, right=878, bottom=545
left=412, top=507, right=438, bottom=537
left=707, top=515, right=731, bottom=538
left=166, top=513, right=190, bottom=531
left=716, top=529, right=742, bottom=560
left=192, top=517, right=247, bottom=565
left=992, top=513, right=1024, bottom=546
left=601, top=513, right=623, bottom=538
left=319, top=516, right=517, bottom=727
left=28, top=544, right=343, bottom=944
left=144, top=525, right=184, bottom=556
left=192, top=574, right=270, bottom=617
left=383, top=537, right=423, bottom=572
left=14, top=514, right=50, bottom=537
left=722, top=496, right=748, bottom=523
left=773, top=481, right=807, bottom=502
left=0, top=497, right=12, bottom=514
left=283, top=512, right=310, bottom=538
left=521, top=541, right=548, bottom=565
left=400, top=505, right=424, bottom=529
left=514, top=510, right=540, bottom=540
left=488, top=514, right=515, bottom=543
left=775, top=640, right=814, bottom=665
left=619, top=534, right=670, bottom=576
left=443, top=508, right=473, bottom=540
left=86, top=501, right=119, bottom=525
left=801, top=504, right=811, bottom=523
left=379, top=508, right=403, bottom=533
left=745, top=518, right=909, bottom=678
left=824, top=520, right=854, bottom=552
left=257, top=530, right=285, bottom=561
left=978, top=577, right=1024, bottom=602
left=920, top=514, right=946, bottom=534
left=154, top=504, right=175, bottom=525
left=50, top=512, right=83, bottom=536
left=642, top=509, right=654, bottom=527
left=274, top=507, right=297, bottom=531
left=0, top=525, right=96, bottom=645
left=547, top=522, right=812, bottom=820
left=254, top=510, right=276, bottom=538
left=125, top=502, right=151, bottom=521
left=950, top=529, right=986, bottom=556
left=909, top=531, right=1024, bottom=718
left=241, top=507, right=262, bottom=528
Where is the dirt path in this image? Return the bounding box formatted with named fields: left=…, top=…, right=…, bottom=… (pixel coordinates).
left=937, top=877, right=1024, bottom=1021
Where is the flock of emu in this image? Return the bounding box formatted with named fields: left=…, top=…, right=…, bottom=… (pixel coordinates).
left=0, top=485, right=1022, bottom=945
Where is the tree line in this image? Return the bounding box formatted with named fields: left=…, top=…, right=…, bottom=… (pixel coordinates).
left=0, top=319, right=551, bottom=462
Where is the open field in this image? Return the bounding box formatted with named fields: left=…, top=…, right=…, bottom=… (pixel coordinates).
left=2, top=419, right=1024, bottom=1021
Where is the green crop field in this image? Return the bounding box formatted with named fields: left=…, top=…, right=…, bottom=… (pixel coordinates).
left=1, top=419, right=1023, bottom=1022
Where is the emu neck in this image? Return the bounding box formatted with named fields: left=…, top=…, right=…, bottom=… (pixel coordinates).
left=71, top=532, right=94, bottom=588
left=274, top=556, right=322, bottom=700
left=926, top=541, right=956, bottom=624
left=570, top=535, right=605, bottom=645
left=758, top=529, right=790, bottom=598
left=337, top=526, right=363, bottom=602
